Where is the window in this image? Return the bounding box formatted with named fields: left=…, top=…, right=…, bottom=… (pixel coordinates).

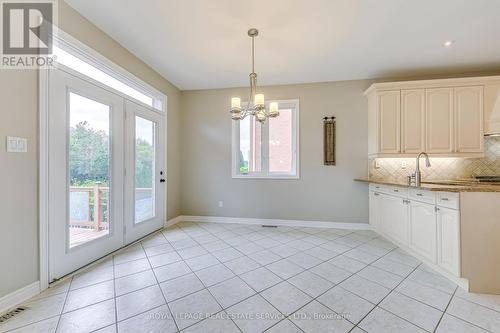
left=232, top=100, right=299, bottom=178
left=52, top=33, right=165, bottom=112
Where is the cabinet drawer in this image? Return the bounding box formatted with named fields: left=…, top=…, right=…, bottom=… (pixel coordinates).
left=437, top=192, right=459, bottom=209
left=386, top=186, right=408, bottom=197
left=409, top=188, right=436, bottom=204
left=369, top=183, right=385, bottom=192
left=369, top=183, right=408, bottom=197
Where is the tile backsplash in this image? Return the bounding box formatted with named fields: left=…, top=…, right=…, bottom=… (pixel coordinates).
left=369, top=136, right=500, bottom=182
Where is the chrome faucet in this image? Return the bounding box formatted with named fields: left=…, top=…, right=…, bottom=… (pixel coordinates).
left=411, top=152, right=431, bottom=186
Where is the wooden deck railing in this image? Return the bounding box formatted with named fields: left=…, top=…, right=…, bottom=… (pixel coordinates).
left=69, top=184, right=152, bottom=231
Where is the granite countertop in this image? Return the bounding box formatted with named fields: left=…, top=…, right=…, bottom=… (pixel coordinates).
left=354, top=178, right=500, bottom=192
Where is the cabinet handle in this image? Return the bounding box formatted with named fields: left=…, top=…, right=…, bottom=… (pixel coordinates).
left=416, top=193, right=423, bottom=197
left=435, top=207, right=440, bottom=212
left=374, top=193, right=380, bottom=196
left=441, top=198, right=449, bottom=201
left=393, top=189, right=399, bottom=192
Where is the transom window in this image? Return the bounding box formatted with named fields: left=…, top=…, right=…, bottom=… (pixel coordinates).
left=52, top=35, right=164, bottom=112
left=232, top=99, right=299, bottom=179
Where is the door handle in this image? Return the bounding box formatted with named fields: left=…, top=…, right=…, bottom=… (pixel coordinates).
left=160, top=178, right=166, bottom=183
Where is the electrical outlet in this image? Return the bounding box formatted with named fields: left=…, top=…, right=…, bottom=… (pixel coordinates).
left=374, top=159, right=380, bottom=169
left=218, top=201, right=224, bottom=208
left=401, top=161, right=407, bottom=169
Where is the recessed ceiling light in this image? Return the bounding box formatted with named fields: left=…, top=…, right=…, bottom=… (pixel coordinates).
left=443, top=40, right=455, bottom=47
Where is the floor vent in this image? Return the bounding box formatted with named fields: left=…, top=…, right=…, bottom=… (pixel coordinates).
left=0, top=307, right=28, bottom=323
left=261, top=225, right=278, bottom=228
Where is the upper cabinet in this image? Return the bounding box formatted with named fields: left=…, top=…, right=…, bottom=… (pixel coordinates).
left=378, top=91, right=401, bottom=153
left=454, top=86, right=484, bottom=153
left=365, top=76, right=497, bottom=158
left=484, top=82, right=500, bottom=136
left=402, top=89, right=425, bottom=154
left=426, top=88, right=454, bottom=153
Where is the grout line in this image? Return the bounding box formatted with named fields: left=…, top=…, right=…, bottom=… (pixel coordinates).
left=346, top=257, right=421, bottom=331
left=53, top=275, right=72, bottom=333
left=451, top=293, right=500, bottom=315
left=433, top=286, right=458, bottom=333
left=111, top=253, right=118, bottom=333
left=139, top=241, right=180, bottom=333
left=281, top=247, right=404, bottom=329
left=442, top=312, right=495, bottom=333
left=159, top=227, right=243, bottom=332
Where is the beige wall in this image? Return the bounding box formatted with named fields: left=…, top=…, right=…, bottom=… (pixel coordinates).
left=0, top=2, right=182, bottom=298
left=180, top=80, right=372, bottom=222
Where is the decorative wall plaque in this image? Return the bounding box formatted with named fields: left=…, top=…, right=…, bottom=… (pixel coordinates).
left=323, top=117, right=336, bottom=165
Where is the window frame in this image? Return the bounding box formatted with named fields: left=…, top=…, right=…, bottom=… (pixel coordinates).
left=51, top=28, right=166, bottom=113
left=232, top=99, right=300, bottom=179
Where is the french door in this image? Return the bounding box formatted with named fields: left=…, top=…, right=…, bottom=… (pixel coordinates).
left=124, top=100, right=165, bottom=243
left=48, top=68, right=165, bottom=281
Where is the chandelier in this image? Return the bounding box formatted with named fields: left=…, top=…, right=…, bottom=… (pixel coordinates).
left=230, top=28, right=279, bottom=123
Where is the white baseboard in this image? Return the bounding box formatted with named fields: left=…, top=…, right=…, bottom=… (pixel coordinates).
left=0, top=281, right=40, bottom=315
left=171, top=215, right=371, bottom=230
left=164, top=216, right=184, bottom=228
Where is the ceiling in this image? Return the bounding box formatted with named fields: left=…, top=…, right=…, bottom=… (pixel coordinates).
left=65, top=0, right=500, bottom=90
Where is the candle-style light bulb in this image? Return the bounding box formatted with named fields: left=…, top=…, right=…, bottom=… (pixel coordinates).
left=231, top=97, right=241, bottom=111
left=269, top=102, right=279, bottom=117
left=254, top=94, right=265, bottom=107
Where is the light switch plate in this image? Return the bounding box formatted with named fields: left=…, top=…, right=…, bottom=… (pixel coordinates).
left=6, top=136, right=27, bottom=153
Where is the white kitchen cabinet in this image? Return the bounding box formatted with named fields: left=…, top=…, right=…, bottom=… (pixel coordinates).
left=366, top=76, right=493, bottom=158
left=369, top=191, right=381, bottom=231
left=455, top=86, right=484, bottom=153
left=402, top=89, right=425, bottom=153
left=484, top=82, right=500, bottom=135
left=380, top=194, right=408, bottom=245
left=377, top=90, right=401, bottom=154
left=437, top=207, right=461, bottom=276
left=369, top=186, right=462, bottom=280
left=426, top=88, right=454, bottom=153
left=409, top=201, right=437, bottom=263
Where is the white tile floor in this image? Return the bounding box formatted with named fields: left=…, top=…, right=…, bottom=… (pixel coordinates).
left=2, top=222, right=500, bottom=333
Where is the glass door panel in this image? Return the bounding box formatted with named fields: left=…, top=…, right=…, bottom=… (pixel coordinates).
left=125, top=100, right=165, bottom=243
left=135, top=116, right=156, bottom=223
left=69, top=93, right=111, bottom=248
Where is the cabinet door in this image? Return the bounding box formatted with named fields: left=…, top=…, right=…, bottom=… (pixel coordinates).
left=484, top=83, right=500, bottom=135
left=426, top=88, right=454, bottom=153
left=409, top=201, right=437, bottom=263
left=369, top=191, right=381, bottom=231
left=377, top=91, right=401, bottom=153
left=402, top=89, right=425, bottom=153
left=455, top=86, right=484, bottom=153
left=437, top=207, right=461, bottom=276
left=380, top=195, right=409, bottom=245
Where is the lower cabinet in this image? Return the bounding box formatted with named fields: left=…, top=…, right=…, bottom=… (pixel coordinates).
left=437, top=207, right=461, bottom=276
left=380, top=194, right=409, bottom=245
left=409, top=201, right=437, bottom=263
left=369, top=191, right=380, bottom=231
left=369, top=186, right=461, bottom=278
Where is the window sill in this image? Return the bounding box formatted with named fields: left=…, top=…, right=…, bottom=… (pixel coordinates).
left=232, top=174, right=300, bottom=180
